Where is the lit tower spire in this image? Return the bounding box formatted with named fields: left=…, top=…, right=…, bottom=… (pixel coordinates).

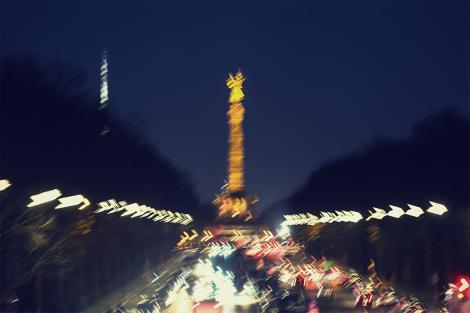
left=214, top=70, right=255, bottom=221
left=226, top=71, right=246, bottom=194
left=99, top=48, right=109, bottom=109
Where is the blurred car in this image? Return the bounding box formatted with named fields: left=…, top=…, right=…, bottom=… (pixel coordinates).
left=444, top=277, right=470, bottom=313
left=193, top=300, right=223, bottom=313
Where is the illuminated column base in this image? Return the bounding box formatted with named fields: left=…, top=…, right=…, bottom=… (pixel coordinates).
left=214, top=193, right=256, bottom=221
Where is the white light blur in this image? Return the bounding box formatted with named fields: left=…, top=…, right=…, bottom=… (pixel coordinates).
left=208, top=242, right=235, bottom=258
left=192, top=259, right=257, bottom=310
left=95, top=198, right=193, bottom=225
left=0, top=179, right=11, bottom=191
left=277, top=224, right=290, bottom=238
left=27, top=189, right=62, bottom=207
left=427, top=201, right=448, bottom=215
left=366, top=208, right=387, bottom=221
left=55, top=194, right=89, bottom=209
left=406, top=204, right=424, bottom=218
left=388, top=205, right=405, bottom=218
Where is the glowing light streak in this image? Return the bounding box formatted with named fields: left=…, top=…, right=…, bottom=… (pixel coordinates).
left=277, top=224, right=291, bottom=238
left=319, top=212, right=334, bottom=223
left=182, top=213, right=193, bottom=225
left=201, top=230, right=214, bottom=242
left=214, top=71, right=254, bottom=220
left=261, top=230, right=274, bottom=241
left=366, top=208, right=387, bottom=221
left=191, top=259, right=257, bottom=309
left=153, top=210, right=165, bottom=221
left=287, top=201, right=446, bottom=225
left=0, top=179, right=11, bottom=191
left=282, top=213, right=319, bottom=226
left=95, top=199, right=120, bottom=213
left=189, top=229, right=198, bottom=240
left=231, top=209, right=240, bottom=218
left=244, top=211, right=253, bottom=222
left=27, top=189, right=62, bottom=207
left=162, top=210, right=175, bottom=223
left=231, top=230, right=243, bottom=241
left=459, top=278, right=469, bottom=292
left=226, top=71, right=246, bottom=194
left=207, top=242, right=235, bottom=258
left=177, top=229, right=198, bottom=246
left=94, top=199, right=193, bottom=225
left=387, top=205, right=405, bottom=218
left=173, top=212, right=183, bottom=223
left=55, top=194, right=90, bottom=210
left=177, top=231, right=191, bottom=246
left=120, top=203, right=139, bottom=216
left=99, top=49, right=109, bottom=108
left=344, top=210, right=363, bottom=222
left=283, top=210, right=363, bottom=226
left=108, top=200, right=127, bottom=214
left=78, top=198, right=91, bottom=210
left=406, top=204, right=424, bottom=217
left=427, top=201, right=448, bottom=215
left=165, top=267, right=192, bottom=306
left=149, top=272, right=160, bottom=285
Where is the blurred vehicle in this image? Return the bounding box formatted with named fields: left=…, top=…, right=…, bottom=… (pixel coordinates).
left=193, top=301, right=223, bottom=313
left=443, top=276, right=470, bottom=313
left=373, top=287, right=398, bottom=309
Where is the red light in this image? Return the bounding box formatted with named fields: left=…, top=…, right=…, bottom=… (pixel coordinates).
left=455, top=275, right=470, bottom=297
left=193, top=302, right=223, bottom=313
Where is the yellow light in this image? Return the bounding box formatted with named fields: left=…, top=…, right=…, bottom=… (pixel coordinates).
left=78, top=198, right=90, bottom=210
left=215, top=71, right=255, bottom=220
left=189, top=229, right=198, bottom=240
left=226, top=71, right=246, bottom=195
left=0, top=179, right=11, bottom=191
left=177, top=231, right=191, bottom=246
left=202, top=230, right=214, bottom=242
left=27, top=189, right=62, bottom=207
left=245, top=212, right=253, bottom=223
left=226, top=71, right=245, bottom=104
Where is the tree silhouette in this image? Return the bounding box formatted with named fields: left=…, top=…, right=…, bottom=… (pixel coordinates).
left=265, top=109, right=469, bottom=295
left=1, top=55, right=200, bottom=312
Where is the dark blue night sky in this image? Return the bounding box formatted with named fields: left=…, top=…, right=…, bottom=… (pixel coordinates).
left=3, top=1, right=468, bottom=208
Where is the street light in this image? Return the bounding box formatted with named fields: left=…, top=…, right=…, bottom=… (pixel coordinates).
left=366, top=208, right=387, bottom=221
left=387, top=205, right=405, bottom=218
left=95, top=198, right=194, bottom=225
left=0, top=179, right=11, bottom=191
left=55, top=194, right=90, bottom=210
left=427, top=201, right=448, bottom=215
left=405, top=204, right=424, bottom=217
left=27, top=189, right=62, bottom=207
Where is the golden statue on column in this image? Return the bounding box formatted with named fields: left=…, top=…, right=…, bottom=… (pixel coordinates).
left=227, top=71, right=246, bottom=193
left=215, top=71, right=256, bottom=221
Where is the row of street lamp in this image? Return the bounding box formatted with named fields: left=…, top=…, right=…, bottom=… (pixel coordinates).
left=0, top=179, right=449, bottom=228
left=283, top=201, right=448, bottom=226
left=0, top=180, right=193, bottom=226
